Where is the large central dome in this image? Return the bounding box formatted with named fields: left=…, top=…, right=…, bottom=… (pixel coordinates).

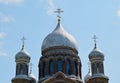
left=41, top=19, right=78, bottom=51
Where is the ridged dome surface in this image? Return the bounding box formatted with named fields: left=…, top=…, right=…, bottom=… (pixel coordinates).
left=89, top=48, right=104, bottom=59
left=15, top=49, right=30, bottom=60
left=41, top=21, right=78, bottom=51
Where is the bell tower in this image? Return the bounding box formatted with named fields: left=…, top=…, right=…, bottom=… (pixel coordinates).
left=84, top=35, right=109, bottom=83
left=11, top=37, right=36, bottom=83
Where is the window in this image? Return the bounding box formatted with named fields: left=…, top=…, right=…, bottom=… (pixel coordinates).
left=57, top=59, right=62, bottom=72
left=49, top=60, right=54, bottom=75
left=66, top=60, right=70, bottom=75
left=74, top=61, right=78, bottom=76
left=20, top=64, right=23, bottom=74
left=92, top=63, right=97, bottom=74
left=16, top=64, right=19, bottom=75
left=42, top=62, right=46, bottom=77
left=39, top=64, right=41, bottom=79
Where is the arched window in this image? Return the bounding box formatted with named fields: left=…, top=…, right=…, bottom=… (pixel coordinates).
left=24, top=64, right=28, bottom=75
left=49, top=60, right=54, bottom=75
left=74, top=61, right=78, bottom=76
left=20, top=64, right=23, bottom=74
left=16, top=64, right=19, bottom=75
left=42, top=62, right=46, bottom=77
left=57, top=59, right=62, bottom=72
left=66, top=60, right=70, bottom=75
left=92, top=63, right=97, bottom=74
left=39, top=63, right=41, bottom=79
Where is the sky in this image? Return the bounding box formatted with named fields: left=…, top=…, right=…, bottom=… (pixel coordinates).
left=0, top=0, right=120, bottom=83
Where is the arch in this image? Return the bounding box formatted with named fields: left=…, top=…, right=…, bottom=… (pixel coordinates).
left=66, top=59, right=71, bottom=75
left=49, top=60, right=54, bottom=75
left=42, top=62, right=46, bottom=77
left=74, top=61, right=78, bottom=76
left=57, top=59, right=62, bottom=72
left=16, top=63, right=20, bottom=75
left=42, top=72, right=77, bottom=83
left=20, top=63, right=23, bottom=74
left=39, top=63, right=42, bottom=79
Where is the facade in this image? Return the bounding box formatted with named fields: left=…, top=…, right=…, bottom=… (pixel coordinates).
left=11, top=14, right=109, bottom=83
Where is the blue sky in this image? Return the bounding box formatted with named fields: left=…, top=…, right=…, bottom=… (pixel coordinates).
left=0, top=0, right=120, bottom=83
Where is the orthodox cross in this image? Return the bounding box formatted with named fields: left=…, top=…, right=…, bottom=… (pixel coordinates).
left=93, top=35, right=97, bottom=48
left=55, top=8, right=64, bottom=19
left=21, top=36, right=26, bottom=50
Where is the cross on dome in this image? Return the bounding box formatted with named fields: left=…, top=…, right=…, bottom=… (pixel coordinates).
left=21, top=36, right=26, bottom=50
left=55, top=8, right=64, bottom=22
left=93, top=35, right=97, bottom=49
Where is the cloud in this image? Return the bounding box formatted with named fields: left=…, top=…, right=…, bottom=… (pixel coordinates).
left=0, top=32, right=7, bottom=56
left=0, top=12, right=15, bottom=23
left=117, top=7, right=120, bottom=17
left=0, top=42, right=4, bottom=47
left=46, top=0, right=56, bottom=15
left=39, top=0, right=56, bottom=15
left=0, top=0, right=24, bottom=5
left=0, top=32, right=6, bottom=39
left=0, top=50, right=7, bottom=56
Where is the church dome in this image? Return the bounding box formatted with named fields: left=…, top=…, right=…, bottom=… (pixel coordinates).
left=89, top=47, right=104, bottom=60
left=16, top=50, right=30, bottom=59
left=15, top=47, right=30, bottom=62
left=41, top=19, right=78, bottom=51
left=84, top=72, right=91, bottom=82
left=29, top=72, right=36, bottom=82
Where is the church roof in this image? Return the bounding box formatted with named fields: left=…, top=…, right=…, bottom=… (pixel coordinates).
left=15, top=49, right=30, bottom=59
left=15, top=38, right=30, bottom=61
left=41, top=19, right=78, bottom=51
left=89, top=47, right=104, bottom=60
left=89, top=36, right=104, bottom=60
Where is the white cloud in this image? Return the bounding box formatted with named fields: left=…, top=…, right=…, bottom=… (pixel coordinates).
left=0, top=32, right=6, bottom=39
left=0, top=42, right=4, bottom=48
left=0, top=12, right=15, bottom=23
left=0, top=50, right=7, bottom=56
left=117, top=9, right=120, bottom=17
left=39, top=0, right=56, bottom=15
left=46, top=0, right=56, bottom=15
left=0, top=0, right=24, bottom=5
left=0, top=32, right=7, bottom=56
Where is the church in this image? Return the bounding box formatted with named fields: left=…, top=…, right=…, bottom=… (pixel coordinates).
left=11, top=9, right=109, bottom=83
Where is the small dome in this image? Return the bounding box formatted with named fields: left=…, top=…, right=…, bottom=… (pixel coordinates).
left=84, top=74, right=91, bottom=82
left=89, top=47, right=104, bottom=60
left=84, top=70, right=91, bottom=82
left=29, top=72, right=36, bottom=82
left=15, top=49, right=30, bottom=61
left=41, top=20, right=78, bottom=51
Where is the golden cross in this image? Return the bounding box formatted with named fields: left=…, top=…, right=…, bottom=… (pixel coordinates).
left=55, top=8, right=64, bottom=19
left=93, top=35, right=97, bottom=48
left=21, top=36, right=26, bottom=50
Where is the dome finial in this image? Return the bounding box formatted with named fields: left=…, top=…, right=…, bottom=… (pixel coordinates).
left=55, top=8, right=64, bottom=23
left=21, top=36, right=26, bottom=51
left=93, top=35, right=97, bottom=49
